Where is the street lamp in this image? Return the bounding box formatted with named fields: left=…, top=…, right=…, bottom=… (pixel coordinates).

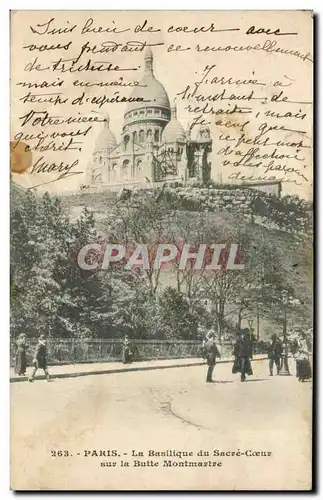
left=247, top=319, right=254, bottom=341
left=246, top=282, right=262, bottom=341
left=279, top=291, right=301, bottom=376
left=282, top=290, right=288, bottom=336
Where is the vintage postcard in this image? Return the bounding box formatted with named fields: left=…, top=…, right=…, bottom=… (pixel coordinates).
left=10, top=10, right=313, bottom=491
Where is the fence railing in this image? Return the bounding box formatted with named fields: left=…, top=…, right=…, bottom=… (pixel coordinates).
left=10, top=338, right=262, bottom=367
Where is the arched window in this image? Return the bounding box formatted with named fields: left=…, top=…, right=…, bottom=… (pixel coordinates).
left=92, top=170, right=101, bottom=184
left=154, top=129, right=160, bottom=143
left=139, top=130, right=145, bottom=143
left=137, top=160, right=142, bottom=172
left=133, top=131, right=138, bottom=143
left=124, top=135, right=130, bottom=151
left=147, top=129, right=152, bottom=140
left=111, top=163, right=117, bottom=180
left=122, top=160, right=129, bottom=178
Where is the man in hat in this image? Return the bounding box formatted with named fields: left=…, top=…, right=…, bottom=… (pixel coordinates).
left=29, top=335, right=50, bottom=382
left=232, top=330, right=253, bottom=382
left=203, top=332, right=221, bottom=383
left=268, top=333, right=283, bottom=376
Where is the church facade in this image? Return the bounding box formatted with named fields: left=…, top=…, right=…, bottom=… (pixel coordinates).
left=85, top=48, right=212, bottom=191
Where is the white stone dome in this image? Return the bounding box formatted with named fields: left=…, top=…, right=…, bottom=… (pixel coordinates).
left=95, top=115, right=117, bottom=151
left=125, top=48, right=171, bottom=114
left=162, top=104, right=186, bottom=143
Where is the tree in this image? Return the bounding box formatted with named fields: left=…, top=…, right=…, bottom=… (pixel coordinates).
left=155, top=287, right=198, bottom=340
left=11, top=192, right=112, bottom=339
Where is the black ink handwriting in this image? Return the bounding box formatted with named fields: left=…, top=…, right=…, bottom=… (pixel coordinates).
left=30, top=18, right=77, bottom=35
left=246, top=25, right=298, bottom=36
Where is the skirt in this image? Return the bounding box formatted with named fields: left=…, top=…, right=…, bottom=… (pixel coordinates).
left=122, top=349, right=133, bottom=364
left=34, top=357, right=47, bottom=370
left=15, top=350, right=27, bottom=375
left=232, top=357, right=253, bottom=376
left=296, top=359, right=312, bottom=380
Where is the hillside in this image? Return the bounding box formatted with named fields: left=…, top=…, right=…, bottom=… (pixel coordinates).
left=11, top=183, right=312, bottom=341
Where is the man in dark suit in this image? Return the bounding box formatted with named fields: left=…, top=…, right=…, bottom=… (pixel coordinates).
left=268, top=334, right=283, bottom=376
left=203, top=333, right=221, bottom=383
left=232, top=330, right=253, bottom=382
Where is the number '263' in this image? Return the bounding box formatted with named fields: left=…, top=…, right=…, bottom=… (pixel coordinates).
left=50, top=450, right=70, bottom=457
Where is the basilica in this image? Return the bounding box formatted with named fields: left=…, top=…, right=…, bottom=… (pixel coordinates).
left=85, top=47, right=212, bottom=190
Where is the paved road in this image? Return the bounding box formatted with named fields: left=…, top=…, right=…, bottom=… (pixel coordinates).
left=11, top=359, right=312, bottom=491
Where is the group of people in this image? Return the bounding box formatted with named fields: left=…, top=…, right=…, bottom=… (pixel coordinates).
left=201, top=330, right=253, bottom=383
left=14, top=334, right=138, bottom=380
left=14, top=330, right=312, bottom=384
left=267, top=331, right=312, bottom=382
left=201, top=329, right=312, bottom=384
left=14, top=334, right=50, bottom=382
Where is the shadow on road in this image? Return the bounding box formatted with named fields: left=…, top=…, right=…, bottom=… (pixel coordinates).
left=214, top=380, right=235, bottom=384
left=244, top=378, right=268, bottom=382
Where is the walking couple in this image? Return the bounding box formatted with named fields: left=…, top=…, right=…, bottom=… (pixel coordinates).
left=15, top=334, right=51, bottom=382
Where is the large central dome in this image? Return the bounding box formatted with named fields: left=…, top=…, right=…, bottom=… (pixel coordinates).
left=125, top=47, right=171, bottom=115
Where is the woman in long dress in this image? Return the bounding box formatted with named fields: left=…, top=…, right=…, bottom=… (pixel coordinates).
left=232, top=331, right=253, bottom=382
left=295, top=332, right=312, bottom=382
left=14, top=333, right=28, bottom=375
left=122, top=335, right=133, bottom=364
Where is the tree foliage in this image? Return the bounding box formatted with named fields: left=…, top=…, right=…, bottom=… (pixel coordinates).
left=11, top=185, right=312, bottom=342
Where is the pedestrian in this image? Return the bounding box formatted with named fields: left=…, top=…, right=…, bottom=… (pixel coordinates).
left=203, top=333, right=221, bottom=383
left=28, top=335, right=51, bottom=382
left=268, top=334, right=283, bottom=376
left=122, top=335, right=133, bottom=364
left=294, top=332, right=312, bottom=382
left=199, top=337, right=206, bottom=358
left=232, top=330, right=253, bottom=382
left=14, top=333, right=28, bottom=376
left=280, top=335, right=291, bottom=375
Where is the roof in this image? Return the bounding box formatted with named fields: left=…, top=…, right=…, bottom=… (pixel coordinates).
left=125, top=49, right=171, bottom=114
left=162, top=104, right=186, bottom=143
left=94, top=116, right=117, bottom=152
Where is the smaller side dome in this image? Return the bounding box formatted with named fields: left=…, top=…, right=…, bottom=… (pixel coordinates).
left=197, top=125, right=211, bottom=141
left=95, top=114, right=117, bottom=152
left=162, top=103, right=186, bottom=143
